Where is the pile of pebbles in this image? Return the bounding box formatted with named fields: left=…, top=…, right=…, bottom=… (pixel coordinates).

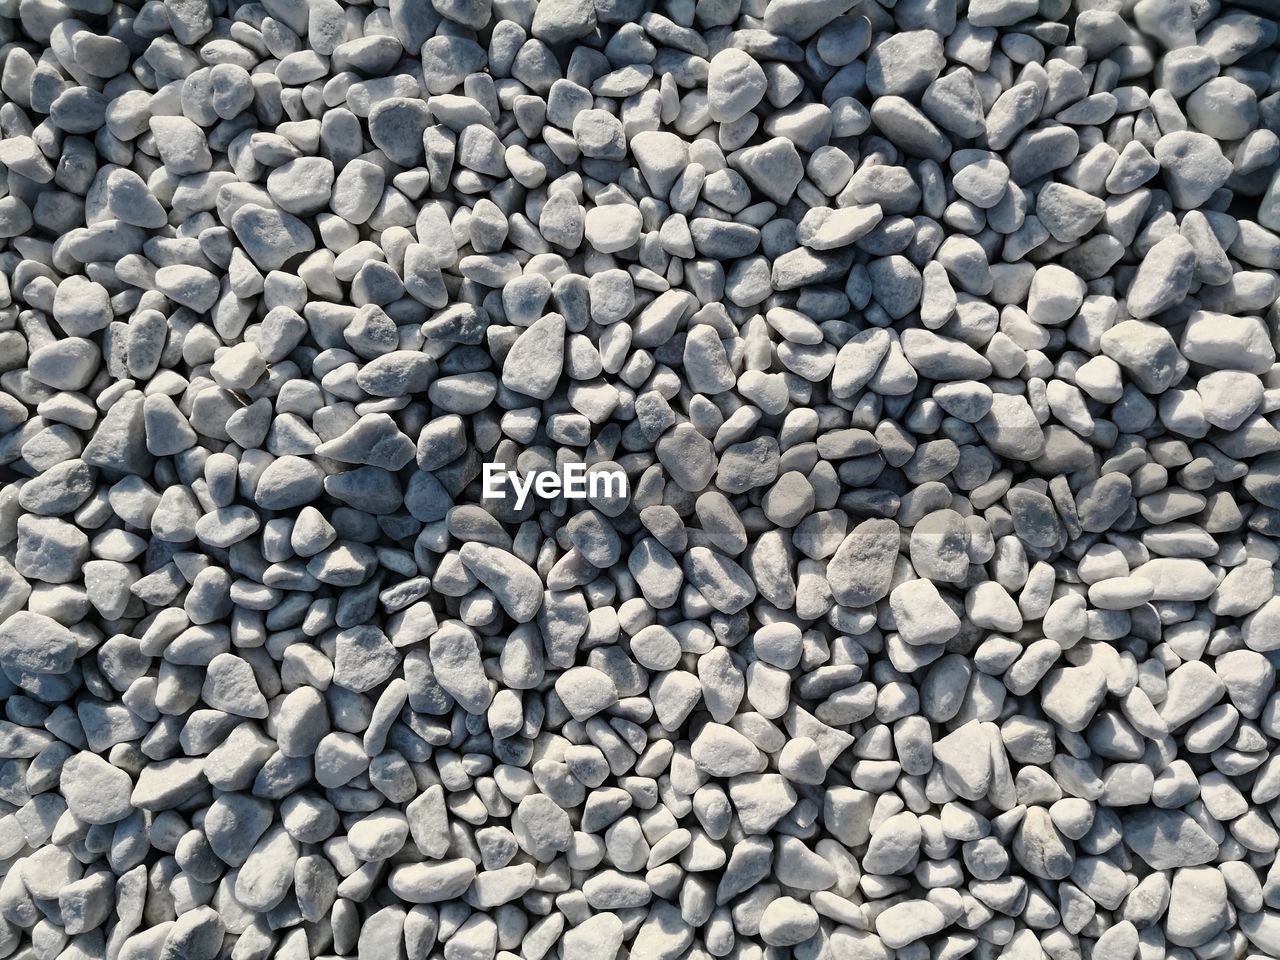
left=2, top=0, right=1280, bottom=958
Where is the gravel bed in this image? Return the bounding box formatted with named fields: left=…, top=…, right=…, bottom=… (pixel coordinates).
left=2, top=1, right=1280, bottom=959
